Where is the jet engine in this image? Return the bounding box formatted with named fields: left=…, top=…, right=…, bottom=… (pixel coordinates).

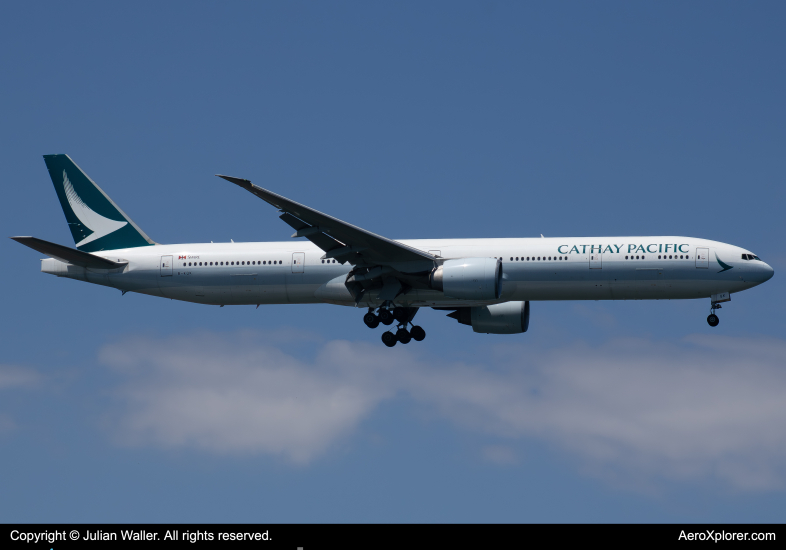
left=430, top=257, right=502, bottom=300
left=447, top=301, right=530, bottom=334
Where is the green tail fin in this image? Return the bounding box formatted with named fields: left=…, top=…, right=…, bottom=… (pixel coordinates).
left=43, top=154, right=156, bottom=252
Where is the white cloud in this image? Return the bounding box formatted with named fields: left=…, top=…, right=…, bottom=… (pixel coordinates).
left=99, top=332, right=395, bottom=463
left=99, top=331, right=786, bottom=489
left=0, top=365, right=40, bottom=389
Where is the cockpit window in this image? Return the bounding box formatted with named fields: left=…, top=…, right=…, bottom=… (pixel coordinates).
left=742, top=253, right=762, bottom=261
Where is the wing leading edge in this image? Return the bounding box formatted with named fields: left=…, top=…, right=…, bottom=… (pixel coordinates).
left=216, top=175, right=435, bottom=272
left=216, top=175, right=438, bottom=303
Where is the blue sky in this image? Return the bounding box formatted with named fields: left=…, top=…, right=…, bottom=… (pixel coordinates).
left=2, top=1, right=785, bottom=522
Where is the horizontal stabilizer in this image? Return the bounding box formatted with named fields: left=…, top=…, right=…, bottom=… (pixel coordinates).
left=11, top=237, right=126, bottom=269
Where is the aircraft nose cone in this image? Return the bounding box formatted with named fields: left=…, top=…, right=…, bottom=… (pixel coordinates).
left=763, top=262, right=774, bottom=282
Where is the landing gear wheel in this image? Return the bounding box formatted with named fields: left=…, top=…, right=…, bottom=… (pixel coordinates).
left=396, top=328, right=411, bottom=344
left=381, top=331, right=397, bottom=347
left=410, top=325, right=426, bottom=341
left=378, top=309, right=394, bottom=326
left=363, top=312, right=379, bottom=329
left=392, top=307, right=408, bottom=323
left=707, top=314, right=719, bottom=327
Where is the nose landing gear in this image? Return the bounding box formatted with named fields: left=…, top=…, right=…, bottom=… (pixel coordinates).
left=707, top=302, right=722, bottom=327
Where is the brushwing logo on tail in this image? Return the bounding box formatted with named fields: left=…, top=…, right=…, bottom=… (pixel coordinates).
left=62, top=170, right=127, bottom=247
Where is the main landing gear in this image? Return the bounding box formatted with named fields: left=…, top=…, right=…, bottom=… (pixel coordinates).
left=364, top=306, right=426, bottom=347
left=707, top=302, right=722, bottom=327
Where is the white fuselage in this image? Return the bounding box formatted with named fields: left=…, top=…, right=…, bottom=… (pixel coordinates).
left=40, top=236, right=773, bottom=308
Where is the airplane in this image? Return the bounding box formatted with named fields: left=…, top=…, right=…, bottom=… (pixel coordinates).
left=12, top=154, right=774, bottom=347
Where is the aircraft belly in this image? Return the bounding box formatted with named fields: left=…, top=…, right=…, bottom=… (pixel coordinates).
left=230, top=273, right=259, bottom=303
left=106, top=268, right=163, bottom=297
left=510, top=281, right=613, bottom=300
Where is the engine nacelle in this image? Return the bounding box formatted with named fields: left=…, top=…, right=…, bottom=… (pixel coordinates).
left=449, top=301, right=530, bottom=334
left=430, top=257, right=502, bottom=300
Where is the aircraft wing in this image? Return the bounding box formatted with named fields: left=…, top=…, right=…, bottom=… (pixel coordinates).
left=217, top=175, right=435, bottom=273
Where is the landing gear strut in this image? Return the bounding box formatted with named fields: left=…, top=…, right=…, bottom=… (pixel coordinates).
left=707, top=302, right=722, bottom=327
left=365, top=305, right=426, bottom=346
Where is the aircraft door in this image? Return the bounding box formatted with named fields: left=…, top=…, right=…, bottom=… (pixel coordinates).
left=589, top=251, right=602, bottom=269
left=696, top=248, right=709, bottom=268
left=292, top=252, right=305, bottom=273
left=160, top=255, right=173, bottom=276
